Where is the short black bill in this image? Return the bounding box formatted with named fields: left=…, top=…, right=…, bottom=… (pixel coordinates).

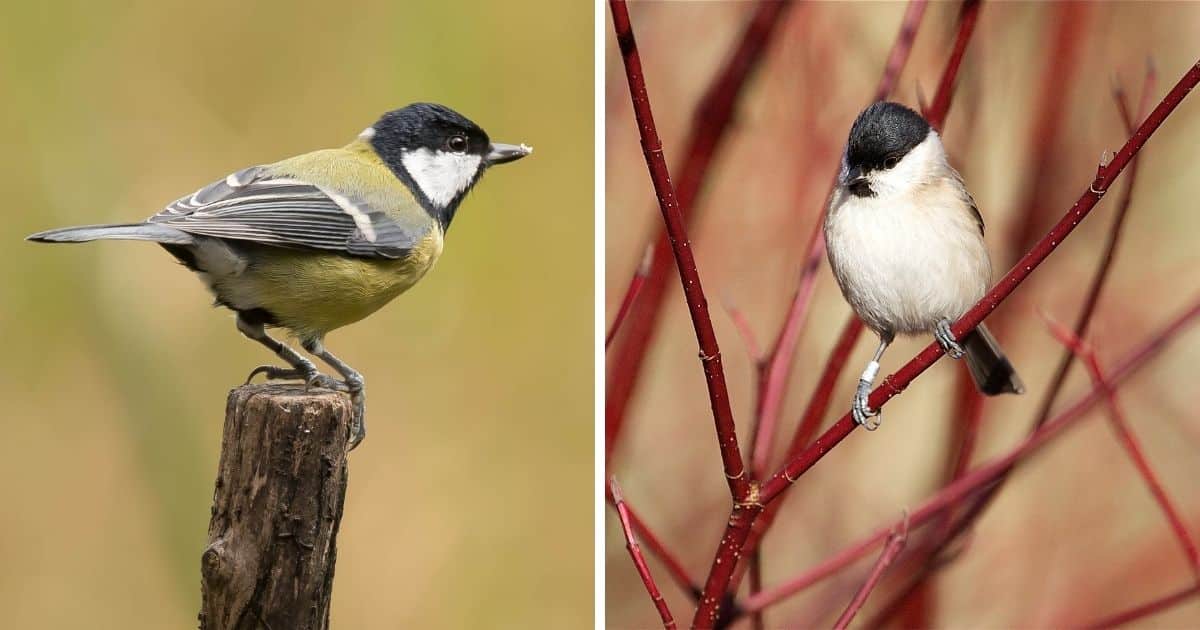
left=485, top=142, right=533, bottom=165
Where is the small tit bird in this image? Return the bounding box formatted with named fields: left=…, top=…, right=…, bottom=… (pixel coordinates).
left=28, top=102, right=531, bottom=448
left=824, top=101, right=1023, bottom=430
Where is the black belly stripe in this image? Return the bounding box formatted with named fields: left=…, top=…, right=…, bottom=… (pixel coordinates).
left=237, top=307, right=279, bottom=327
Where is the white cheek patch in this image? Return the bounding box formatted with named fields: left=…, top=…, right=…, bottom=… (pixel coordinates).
left=400, top=148, right=483, bottom=208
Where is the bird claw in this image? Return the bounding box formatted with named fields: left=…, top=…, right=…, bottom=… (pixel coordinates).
left=347, top=390, right=367, bottom=451
left=935, top=319, right=965, bottom=359
left=853, top=378, right=881, bottom=430
left=305, top=373, right=350, bottom=393
left=246, top=364, right=304, bottom=384
left=245, top=365, right=349, bottom=392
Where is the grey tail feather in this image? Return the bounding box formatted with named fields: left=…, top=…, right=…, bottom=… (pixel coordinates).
left=27, top=223, right=194, bottom=245
left=963, top=323, right=1025, bottom=396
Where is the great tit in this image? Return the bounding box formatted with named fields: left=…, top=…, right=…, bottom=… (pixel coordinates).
left=823, top=101, right=1022, bottom=430
left=28, top=102, right=531, bottom=449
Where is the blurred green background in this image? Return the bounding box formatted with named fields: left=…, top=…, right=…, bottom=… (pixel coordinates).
left=0, top=1, right=592, bottom=628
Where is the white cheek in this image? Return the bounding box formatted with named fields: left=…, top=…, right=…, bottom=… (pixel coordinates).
left=400, top=148, right=482, bottom=208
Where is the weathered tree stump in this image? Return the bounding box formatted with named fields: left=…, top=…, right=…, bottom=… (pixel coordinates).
left=200, top=384, right=353, bottom=630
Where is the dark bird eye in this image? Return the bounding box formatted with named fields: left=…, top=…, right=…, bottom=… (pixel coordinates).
left=447, top=135, right=468, bottom=153
left=883, top=155, right=900, bottom=169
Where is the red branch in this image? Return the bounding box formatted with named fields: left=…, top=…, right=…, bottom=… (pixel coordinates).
left=606, top=244, right=654, bottom=349
left=734, top=318, right=864, bottom=591
left=620, top=494, right=702, bottom=600
left=611, top=478, right=678, bottom=629
left=606, top=0, right=790, bottom=464
left=1044, top=317, right=1200, bottom=577
left=739, top=295, right=1200, bottom=613
left=722, top=300, right=764, bottom=366
left=699, top=59, right=1200, bottom=625
left=923, top=0, right=981, bottom=131
left=610, top=0, right=753, bottom=501
left=832, top=519, right=909, bottom=630
left=1083, top=583, right=1200, bottom=629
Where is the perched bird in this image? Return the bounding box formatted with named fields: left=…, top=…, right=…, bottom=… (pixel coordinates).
left=824, top=101, right=1022, bottom=430
left=28, top=103, right=531, bottom=448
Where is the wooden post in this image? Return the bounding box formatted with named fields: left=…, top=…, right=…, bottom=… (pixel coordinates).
left=200, top=384, right=353, bottom=630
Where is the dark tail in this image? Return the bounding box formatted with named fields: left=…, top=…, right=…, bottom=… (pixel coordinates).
left=27, top=223, right=194, bottom=245
left=963, top=324, right=1024, bottom=395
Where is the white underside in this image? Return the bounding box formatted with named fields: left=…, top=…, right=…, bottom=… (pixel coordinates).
left=825, top=176, right=991, bottom=337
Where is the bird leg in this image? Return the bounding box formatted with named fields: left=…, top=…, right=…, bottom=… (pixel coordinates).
left=302, top=339, right=367, bottom=450
left=935, top=318, right=965, bottom=359
left=853, top=333, right=892, bottom=431
left=237, top=316, right=347, bottom=391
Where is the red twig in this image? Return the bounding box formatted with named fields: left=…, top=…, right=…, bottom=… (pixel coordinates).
left=873, top=0, right=930, bottom=102
left=733, top=319, right=865, bottom=593
left=923, top=0, right=981, bottom=131
left=611, top=478, right=678, bottom=629
left=722, top=300, right=764, bottom=366
left=606, top=244, right=654, bottom=349
left=606, top=0, right=790, bottom=465
left=747, top=0, right=928, bottom=480
left=1044, top=317, right=1200, bottom=577
left=832, top=517, right=910, bottom=630
left=610, top=0, right=753, bottom=501
left=739, top=295, right=1200, bottom=613
left=1083, top=583, right=1200, bottom=629
left=620, top=494, right=703, bottom=600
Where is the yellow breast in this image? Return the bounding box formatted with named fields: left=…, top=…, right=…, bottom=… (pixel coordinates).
left=245, top=228, right=444, bottom=339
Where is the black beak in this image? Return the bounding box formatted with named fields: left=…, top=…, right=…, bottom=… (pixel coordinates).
left=846, top=165, right=866, bottom=185
left=845, top=166, right=872, bottom=197
left=485, top=142, right=533, bottom=165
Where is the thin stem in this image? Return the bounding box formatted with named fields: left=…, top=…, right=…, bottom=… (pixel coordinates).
left=610, top=0, right=752, bottom=501
left=611, top=477, right=678, bottom=629
left=606, top=0, right=791, bottom=465
left=620, top=494, right=703, bottom=601
left=1082, top=583, right=1200, bottom=629
left=722, top=300, right=764, bottom=367
left=739, top=294, right=1200, bottom=613
left=923, top=0, right=982, bottom=131
left=1044, top=317, right=1200, bottom=577
left=606, top=244, right=654, bottom=349
left=832, top=518, right=910, bottom=630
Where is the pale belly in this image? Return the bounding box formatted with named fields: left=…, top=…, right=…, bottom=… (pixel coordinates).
left=825, top=190, right=991, bottom=336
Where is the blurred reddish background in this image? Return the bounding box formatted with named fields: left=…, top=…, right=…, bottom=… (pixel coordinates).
left=606, top=2, right=1200, bottom=628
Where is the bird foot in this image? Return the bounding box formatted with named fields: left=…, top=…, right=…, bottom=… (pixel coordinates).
left=935, top=319, right=965, bottom=359
left=852, top=378, right=881, bottom=431
left=245, top=365, right=349, bottom=392
left=347, top=390, right=367, bottom=451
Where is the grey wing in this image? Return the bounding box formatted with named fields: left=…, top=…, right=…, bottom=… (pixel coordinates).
left=149, top=166, right=421, bottom=259
left=947, top=166, right=985, bottom=236
left=967, top=193, right=984, bottom=236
